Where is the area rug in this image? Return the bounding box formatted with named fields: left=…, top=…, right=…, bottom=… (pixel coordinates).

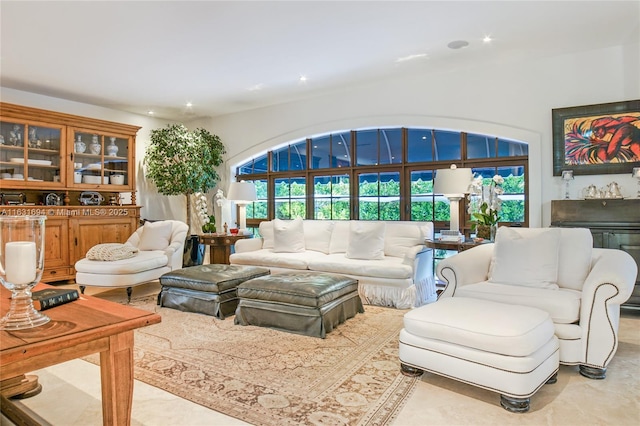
left=87, top=295, right=417, bottom=426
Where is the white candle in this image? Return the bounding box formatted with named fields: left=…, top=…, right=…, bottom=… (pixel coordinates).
left=5, top=241, right=37, bottom=284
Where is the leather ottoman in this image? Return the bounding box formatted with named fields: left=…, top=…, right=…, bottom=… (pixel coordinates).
left=235, top=272, right=364, bottom=338
left=399, top=297, right=559, bottom=412
left=158, top=264, right=270, bottom=319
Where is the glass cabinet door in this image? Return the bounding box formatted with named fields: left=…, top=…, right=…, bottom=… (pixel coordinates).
left=0, top=120, right=63, bottom=186
left=71, top=129, right=130, bottom=187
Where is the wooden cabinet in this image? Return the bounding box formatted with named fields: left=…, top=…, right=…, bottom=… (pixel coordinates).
left=70, top=214, right=138, bottom=266
left=0, top=206, right=141, bottom=282
left=1, top=102, right=139, bottom=199
left=551, top=199, right=640, bottom=308
left=0, top=103, right=142, bottom=283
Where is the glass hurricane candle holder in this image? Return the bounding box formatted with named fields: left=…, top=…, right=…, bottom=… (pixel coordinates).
left=0, top=215, right=50, bottom=330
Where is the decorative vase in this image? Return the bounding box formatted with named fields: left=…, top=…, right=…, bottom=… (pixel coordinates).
left=183, top=234, right=205, bottom=267
left=0, top=216, right=50, bottom=330
left=490, top=225, right=497, bottom=242
left=89, top=134, right=101, bottom=155
left=476, top=224, right=491, bottom=240
left=106, top=137, right=119, bottom=157
left=74, top=135, right=86, bottom=153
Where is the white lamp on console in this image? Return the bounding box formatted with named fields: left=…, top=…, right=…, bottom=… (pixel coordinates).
left=434, top=164, right=473, bottom=241
left=227, top=180, right=257, bottom=235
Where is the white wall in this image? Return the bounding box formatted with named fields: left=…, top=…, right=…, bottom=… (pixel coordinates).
left=206, top=44, right=640, bottom=227
left=2, top=42, right=639, bottom=227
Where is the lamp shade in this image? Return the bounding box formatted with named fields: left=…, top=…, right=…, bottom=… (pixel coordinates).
left=227, top=181, right=257, bottom=202
left=433, top=165, right=473, bottom=195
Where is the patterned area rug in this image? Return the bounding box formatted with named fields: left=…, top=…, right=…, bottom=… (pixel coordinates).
left=88, top=296, right=417, bottom=426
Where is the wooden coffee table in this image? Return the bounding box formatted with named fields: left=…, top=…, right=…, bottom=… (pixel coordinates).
left=0, top=284, right=161, bottom=425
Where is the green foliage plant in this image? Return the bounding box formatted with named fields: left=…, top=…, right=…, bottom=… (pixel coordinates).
left=144, top=124, right=226, bottom=232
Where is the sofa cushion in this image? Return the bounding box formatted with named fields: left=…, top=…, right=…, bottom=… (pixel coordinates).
left=228, top=249, right=316, bottom=270
left=138, top=221, right=173, bottom=251
left=346, top=221, right=385, bottom=260
left=403, top=297, right=555, bottom=357
left=384, top=221, right=432, bottom=258
left=489, top=227, right=561, bottom=290
left=75, top=250, right=168, bottom=275
left=273, top=218, right=305, bottom=253
left=308, top=254, right=413, bottom=279
left=329, top=221, right=350, bottom=254
left=303, top=220, right=335, bottom=254
left=456, top=282, right=582, bottom=324
left=259, top=221, right=274, bottom=249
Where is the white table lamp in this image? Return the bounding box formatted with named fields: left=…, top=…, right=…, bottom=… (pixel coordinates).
left=434, top=164, right=473, bottom=240
left=227, top=181, right=257, bottom=235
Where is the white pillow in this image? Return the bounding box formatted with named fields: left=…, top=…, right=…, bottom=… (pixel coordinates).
left=273, top=218, right=305, bottom=253
left=303, top=220, right=335, bottom=254
left=346, top=221, right=386, bottom=260
left=138, top=221, right=173, bottom=251
left=489, top=227, right=561, bottom=289
left=86, top=243, right=139, bottom=261
left=259, top=221, right=274, bottom=249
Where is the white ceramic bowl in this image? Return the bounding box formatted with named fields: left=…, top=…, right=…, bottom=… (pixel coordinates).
left=83, top=175, right=108, bottom=184
left=111, top=174, right=125, bottom=185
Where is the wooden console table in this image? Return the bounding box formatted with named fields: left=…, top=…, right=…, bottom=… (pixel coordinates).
left=199, top=233, right=249, bottom=264
left=0, top=284, right=161, bottom=425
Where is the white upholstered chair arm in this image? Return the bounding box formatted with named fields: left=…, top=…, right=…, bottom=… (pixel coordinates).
left=578, top=248, right=637, bottom=368
left=437, top=243, right=495, bottom=298
left=235, top=238, right=264, bottom=253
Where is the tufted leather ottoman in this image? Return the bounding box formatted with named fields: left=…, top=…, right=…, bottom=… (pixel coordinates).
left=235, top=272, right=364, bottom=338
left=399, top=297, right=559, bottom=412
left=158, top=264, right=270, bottom=319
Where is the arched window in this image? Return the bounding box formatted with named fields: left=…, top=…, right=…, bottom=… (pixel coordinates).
left=236, top=127, right=528, bottom=236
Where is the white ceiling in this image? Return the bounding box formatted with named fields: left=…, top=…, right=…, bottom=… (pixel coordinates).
left=1, top=1, right=638, bottom=122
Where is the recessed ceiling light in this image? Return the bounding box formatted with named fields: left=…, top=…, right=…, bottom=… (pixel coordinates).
left=447, top=40, right=469, bottom=50
left=299, top=75, right=307, bottom=82
left=483, top=35, right=493, bottom=43
left=247, top=83, right=265, bottom=92
left=186, top=102, right=193, bottom=108
left=147, top=110, right=154, bottom=115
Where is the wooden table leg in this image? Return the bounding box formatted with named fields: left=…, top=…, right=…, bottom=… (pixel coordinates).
left=99, top=331, right=134, bottom=426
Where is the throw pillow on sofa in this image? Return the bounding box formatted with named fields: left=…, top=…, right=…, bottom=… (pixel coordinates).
left=273, top=218, right=306, bottom=253
left=138, top=221, right=173, bottom=251
left=346, top=221, right=386, bottom=260
left=489, top=226, right=561, bottom=289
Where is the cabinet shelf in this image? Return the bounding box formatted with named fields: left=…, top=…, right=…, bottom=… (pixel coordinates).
left=0, top=161, right=59, bottom=169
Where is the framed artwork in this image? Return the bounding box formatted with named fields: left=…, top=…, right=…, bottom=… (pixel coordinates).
left=552, top=99, right=640, bottom=176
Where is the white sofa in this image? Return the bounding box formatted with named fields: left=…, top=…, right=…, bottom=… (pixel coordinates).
left=230, top=219, right=435, bottom=309
left=437, top=226, right=637, bottom=379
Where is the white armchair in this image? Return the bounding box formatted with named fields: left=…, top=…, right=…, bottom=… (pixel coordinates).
left=75, top=220, right=189, bottom=302
left=437, top=226, right=637, bottom=379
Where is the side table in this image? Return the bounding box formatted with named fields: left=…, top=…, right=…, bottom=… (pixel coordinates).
left=199, top=234, right=249, bottom=265
left=424, top=238, right=489, bottom=252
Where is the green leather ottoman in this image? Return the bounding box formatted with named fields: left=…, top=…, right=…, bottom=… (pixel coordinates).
left=235, top=272, right=364, bottom=338
left=158, top=264, right=270, bottom=319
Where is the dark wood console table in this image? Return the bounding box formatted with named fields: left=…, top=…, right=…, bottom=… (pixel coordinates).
left=199, top=234, right=249, bottom=265
left=551, top=199, right=640, bottom=307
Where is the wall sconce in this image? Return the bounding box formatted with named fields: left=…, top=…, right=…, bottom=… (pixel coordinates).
left=227, top=180, right=257, bottom=235
left=561, top=170, right=574, bottom=200
left=433, top=164, right=473, bottom=241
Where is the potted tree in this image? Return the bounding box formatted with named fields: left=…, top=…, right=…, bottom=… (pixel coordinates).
left=144, top=123, right=226, bottom=266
